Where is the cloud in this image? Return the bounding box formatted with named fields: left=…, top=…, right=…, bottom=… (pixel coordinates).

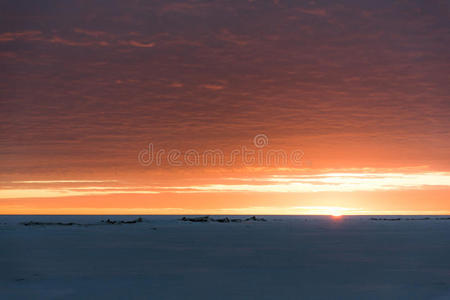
left=0, top=31, right=42, bottom=42
left=163, top=172, right=450, bottom=193
left=11, top=180, right=118, bottom=184
left=3, top=171, right=450, bottom=199
left=159, top=2, right=214, bottom=15
left=295, top=8, right=327, bottom=17
left=217, top=29, right=250, bottom=46
left=49, top=36, right=109, bottom=47
left=1, top=0, right=449, bottom=203
left=200, top=84, right=225, bottom=90
left=0, top=188, right=159, bottom=199
left=169, top=82, right=184, bottom=88
left=73, top=28, right=108, bottom=37
left=126, top=40, right=155, bottom=48
left=0, top=30, right=153, bottom=49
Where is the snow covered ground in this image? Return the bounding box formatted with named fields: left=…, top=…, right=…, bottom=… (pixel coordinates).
left=0, top=215, right=449, bottom=299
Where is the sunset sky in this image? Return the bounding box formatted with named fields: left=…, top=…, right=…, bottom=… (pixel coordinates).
left=1, top=0, right=449, bottom=215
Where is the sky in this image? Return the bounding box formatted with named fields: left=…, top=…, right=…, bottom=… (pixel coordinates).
left=0, top=0, right=449, bottom=215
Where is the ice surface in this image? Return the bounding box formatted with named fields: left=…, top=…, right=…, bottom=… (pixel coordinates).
left=1, top=215, right=449, bottom=299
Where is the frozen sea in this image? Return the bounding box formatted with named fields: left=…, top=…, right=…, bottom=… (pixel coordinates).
left=0, top=215, right=449, bottom=299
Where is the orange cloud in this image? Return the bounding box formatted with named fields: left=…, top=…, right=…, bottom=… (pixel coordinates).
left=0, top=31, right=42, bottom=42
left=127, top=40, right=155, bottom=48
